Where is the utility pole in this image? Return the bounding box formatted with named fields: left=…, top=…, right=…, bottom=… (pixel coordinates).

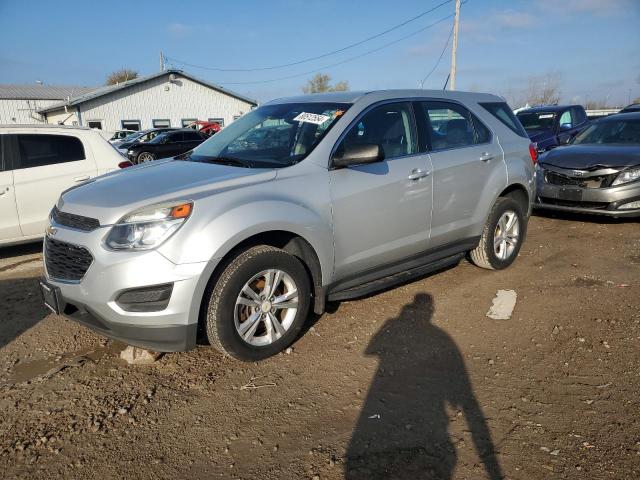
left=160, top=51, right=165, bottom=72
left=449, top=0, right=461, bottom=91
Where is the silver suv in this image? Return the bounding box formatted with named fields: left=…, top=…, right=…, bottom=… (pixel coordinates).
left=40, top=90, right=536, bottom=361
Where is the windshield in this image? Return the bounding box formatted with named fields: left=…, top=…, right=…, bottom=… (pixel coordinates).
left=573, top=118, right=640, bottom=145
left=516, top=112, right=556, bottom=131
left=186, top=102, right=349, bottom=168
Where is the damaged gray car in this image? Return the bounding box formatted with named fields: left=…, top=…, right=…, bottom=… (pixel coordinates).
left=535, top=112, right=640, bottom=217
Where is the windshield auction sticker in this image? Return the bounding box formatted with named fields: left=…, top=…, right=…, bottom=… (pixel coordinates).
left=293, top=112, right=331, bottom=125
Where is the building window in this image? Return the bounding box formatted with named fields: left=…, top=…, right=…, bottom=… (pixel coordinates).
left=87, top=120, right=102, bottom=130
left=181, top=118, right=198, bottom=128
left=153, top=119, right=171, bottom=128
left=121, top=120, right=141, bottom=131
left=208, top=118, right=225, bottom=128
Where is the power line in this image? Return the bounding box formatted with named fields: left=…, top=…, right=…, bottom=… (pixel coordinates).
left=165, top=0, right=453, bottom=72
left=419, top=22, right=454, bottom=88
left=219, top=14, right=454, bottom=85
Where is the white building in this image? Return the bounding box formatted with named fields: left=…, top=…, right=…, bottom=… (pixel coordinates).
left=0, top=70, right=257, bottom=131
left=0, top=84, right=94, bottom=124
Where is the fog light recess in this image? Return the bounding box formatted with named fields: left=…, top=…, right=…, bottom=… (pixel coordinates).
left=116, top=283, right=174, bottom=312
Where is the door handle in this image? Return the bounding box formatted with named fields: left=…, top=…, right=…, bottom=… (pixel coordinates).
left=0, top=188, right=7, bottom=196
left=73, top=175, right=91, bottom=182
left=407, top=169, right=430, bottom=180
left=479, top=152, right=494, bottom=162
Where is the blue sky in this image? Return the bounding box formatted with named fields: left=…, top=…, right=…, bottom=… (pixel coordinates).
left=1, top=0, right=638, bottom=107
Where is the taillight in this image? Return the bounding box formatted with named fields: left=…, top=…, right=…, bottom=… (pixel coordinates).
left=118, top=161, right=133, bottom=168
left=528, top=142, right=538, bottom=164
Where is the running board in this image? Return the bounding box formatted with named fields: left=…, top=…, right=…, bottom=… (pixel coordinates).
left=327, top=253, right=463, bottom=302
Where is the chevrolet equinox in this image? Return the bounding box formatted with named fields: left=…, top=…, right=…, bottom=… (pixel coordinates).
left=41, top=90, right=536, bottom=361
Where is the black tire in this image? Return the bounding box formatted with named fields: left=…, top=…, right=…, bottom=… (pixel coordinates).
left=136, top=151, right=155, bottom=164
left=203, top=245, right=311, bottom=361
left=469, top=196, right=526, bottom=270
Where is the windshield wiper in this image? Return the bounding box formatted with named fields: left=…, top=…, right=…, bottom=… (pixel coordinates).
left=198, top=156, right=254, bottom=168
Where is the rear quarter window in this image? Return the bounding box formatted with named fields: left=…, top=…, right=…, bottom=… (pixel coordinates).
left=479, top=102, right=528, bottom=138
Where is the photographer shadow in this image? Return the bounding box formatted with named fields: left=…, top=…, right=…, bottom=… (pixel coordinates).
left=346, top=293, right=503, bottom=480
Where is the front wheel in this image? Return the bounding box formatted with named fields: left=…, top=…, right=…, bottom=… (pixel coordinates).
left=203, top=245, right=311, bottom=361
left=469, top=197, right=526, bottom=270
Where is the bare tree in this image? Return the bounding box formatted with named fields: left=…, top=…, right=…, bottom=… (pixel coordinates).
left=302, top=73, right=349, bottom=94
left=106, top=69, right=139, bottom=86
left=523, top=72, right=561, bottom=106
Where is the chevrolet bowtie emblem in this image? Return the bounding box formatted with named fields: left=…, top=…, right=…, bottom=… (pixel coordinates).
left=46, top=225, right=58, bottom=236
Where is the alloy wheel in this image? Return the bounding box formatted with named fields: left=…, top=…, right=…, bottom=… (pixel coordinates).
left=233, top=269, right=299, bottom=347
left=493, top=210, right=520, bottom=260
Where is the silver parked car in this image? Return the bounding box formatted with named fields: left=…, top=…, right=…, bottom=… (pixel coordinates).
left=40, top=90, right=536, bottom=361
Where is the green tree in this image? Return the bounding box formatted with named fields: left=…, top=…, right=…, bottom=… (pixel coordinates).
left=302, top=73, right=349, bottom=94
left=106, top=69, right=139, bottom=86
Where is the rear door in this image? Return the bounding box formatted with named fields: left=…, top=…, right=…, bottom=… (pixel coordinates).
left=182, top=130, right=205, bottom=151
left=418, top=100, right=503, bottom=247
left=161, top=131, right=185, bottom=158
left=0, top=135, right=21, bottom=241
left=13, top=133, right=98, bottom=236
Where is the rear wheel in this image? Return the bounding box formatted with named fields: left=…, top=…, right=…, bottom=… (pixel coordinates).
left=136, top=151, right=155, bottom=163
left=470, top=196, right=526, bottom=270
left=203, top=245, right=311, bottom=361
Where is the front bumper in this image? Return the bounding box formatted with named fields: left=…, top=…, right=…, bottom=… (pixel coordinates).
left=43, top=225, right=209, bottom=352
left=535, top=167, right=640, bottom=217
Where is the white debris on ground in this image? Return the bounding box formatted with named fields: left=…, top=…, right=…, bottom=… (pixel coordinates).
left=486, top=289, right=517, bottom=320
left=119, top=346, right=163, bottom=365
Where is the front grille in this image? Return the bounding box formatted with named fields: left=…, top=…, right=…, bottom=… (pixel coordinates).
left=51, top=206, right=100, bottom=232
left=544, top=170, right=618, bottom=189
left=45, top=238, right=93, bottom=281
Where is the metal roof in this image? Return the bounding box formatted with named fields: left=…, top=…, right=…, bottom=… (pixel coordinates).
left=38, top=70, right=257, bottom=113
left=0, top=84, right=96, bottom=100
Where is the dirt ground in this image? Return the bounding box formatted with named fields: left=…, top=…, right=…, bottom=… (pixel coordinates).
left=0, top=212, right=638, bottom=480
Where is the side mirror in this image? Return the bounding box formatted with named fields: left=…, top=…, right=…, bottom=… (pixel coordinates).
left=332, top=143, right=383, bottom=168
left=559, top=123, right=573, bottom=132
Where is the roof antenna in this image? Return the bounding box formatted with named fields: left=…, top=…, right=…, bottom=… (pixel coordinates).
left=442, top=73, right=450, bottom=91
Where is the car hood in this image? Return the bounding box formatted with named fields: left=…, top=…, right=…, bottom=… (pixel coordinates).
left=59, top=159, right=277, bottom=225
left=539, top=144, right=640, bottom=169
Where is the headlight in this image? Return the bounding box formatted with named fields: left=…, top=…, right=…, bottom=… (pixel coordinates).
left=612, top=167, right=640, bottom=186
left=105, top=202, right=192, bottom=250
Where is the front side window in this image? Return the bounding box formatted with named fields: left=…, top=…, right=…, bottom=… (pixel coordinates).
left=337, top=102, right=416, bottom=159
left=187, top=102, right=349, bottom=168
left=17, top=134, right=85, bottom=169
left=573, top=119, right=640, bottom=145
left=421, top=102, right=478, bottom=150
left=559, top=110, right=573, bottom=128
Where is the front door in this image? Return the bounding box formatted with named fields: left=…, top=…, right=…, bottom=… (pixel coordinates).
left=12, top=133, right=98, bottom=236
left=329, top=102, right=433, bottom=280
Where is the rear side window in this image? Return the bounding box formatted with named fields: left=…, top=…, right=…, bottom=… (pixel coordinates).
left=421, top=101, right=480, bottom=150
left=184, top=130, right=203, bottom=141
left=17, top=134, right=85, bottom=169
left=480, top=102, right=528, bottom=138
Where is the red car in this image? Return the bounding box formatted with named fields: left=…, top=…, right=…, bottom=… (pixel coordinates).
left=186, top=120, right=221, bottom=137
